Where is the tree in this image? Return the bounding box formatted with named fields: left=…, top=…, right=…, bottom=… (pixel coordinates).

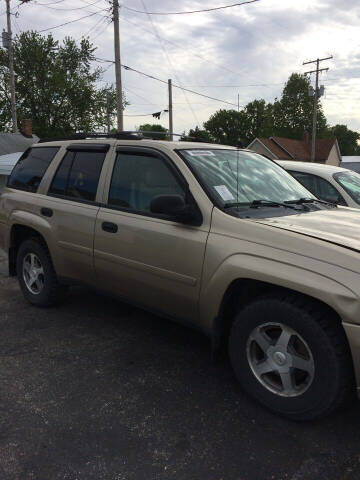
left=272, top=73, right=328, bottom=139
left=240, top=99, right=274, bottom=145
left=0, top=31, right=127, bottom=137
left=137, top=123, right=169, bottom=140
left=329, top=124, right=360, bottom=156
left=180, top=126, right=212, bottom=142
left=203, top=109, right=244, bottom=146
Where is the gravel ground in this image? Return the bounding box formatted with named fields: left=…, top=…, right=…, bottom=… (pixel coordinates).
left=0, top=248, right=360, bottom=480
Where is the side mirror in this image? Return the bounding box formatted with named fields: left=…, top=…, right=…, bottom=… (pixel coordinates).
left=150, top=194, right=195, bottom=223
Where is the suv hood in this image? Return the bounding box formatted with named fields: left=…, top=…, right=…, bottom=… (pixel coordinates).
left=253, top=207, right=360, bottom=252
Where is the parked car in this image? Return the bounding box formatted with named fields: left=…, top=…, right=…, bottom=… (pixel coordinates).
left=340, top=157, right=360, bottom=174
left=0, top=151, right=22, bottom=192
left=278, top=161, right=360, bottom=207
left=1, top=134, right=360, bottom=421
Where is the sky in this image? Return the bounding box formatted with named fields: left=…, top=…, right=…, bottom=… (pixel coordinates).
left=2, top=0, right=360, bottom=137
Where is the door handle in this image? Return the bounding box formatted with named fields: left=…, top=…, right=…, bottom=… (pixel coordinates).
left=41, top=207, right=53, bottom=217
left=102, top=221, right=118, bottom=233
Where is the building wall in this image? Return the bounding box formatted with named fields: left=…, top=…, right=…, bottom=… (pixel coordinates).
left=248, top=140, right=277, bottom=159
left=326, top=144, right=341, bottom=166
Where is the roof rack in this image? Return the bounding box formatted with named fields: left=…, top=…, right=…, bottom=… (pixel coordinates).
left=38, top=130, right=209, bottom=143
left=38, top=131, right=143, bottom=143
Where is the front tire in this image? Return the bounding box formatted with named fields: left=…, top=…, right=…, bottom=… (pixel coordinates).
left=229, top=294, right=354, bottom=421
left=16, top=238, right=64, bottom=307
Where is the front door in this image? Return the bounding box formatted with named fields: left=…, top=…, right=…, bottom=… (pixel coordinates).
left=94, top=147, right=210, bottom=322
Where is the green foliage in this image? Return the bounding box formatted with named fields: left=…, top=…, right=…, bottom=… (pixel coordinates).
left=240, top=99, right=274, bottom=145
left=328, top=124, right=360, bottom=155
left=0, top=31, right=127, bottom=137
left=180, top=126, right=212, bottom=142
left=272, top=73, right=328, bottom=139
left=203, top=109, right=243, bottom=146
left=189, top=72, right=353, bottom=147
left=137, top=123, right=169, bottom=140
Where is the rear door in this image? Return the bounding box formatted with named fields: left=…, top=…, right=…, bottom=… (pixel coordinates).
left=94, top=146, right=211, bottom=322
left=43, top=144, right=110, bottom=284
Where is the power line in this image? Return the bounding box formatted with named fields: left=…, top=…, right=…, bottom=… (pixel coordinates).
left=181, top=83, right=284, bottom=87
left=121, top=63, right=241, bottom=107
left=121, top=0, right=260, bottom=15
left=94, top=57, right=242, bottom=107
left=77, top=13, right=107, bottom=40
left=140, top=0, right=200, bottom=127
left=36, top=0, right=104, bottom=11
left=119, top=14, right=250, bottom=79
left=37, top=9, right=108, bottom=32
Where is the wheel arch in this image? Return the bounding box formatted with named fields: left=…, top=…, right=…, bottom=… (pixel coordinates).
left=9, top=224, right=49, bottom=276
left=212, top=278, right=348, bottom=353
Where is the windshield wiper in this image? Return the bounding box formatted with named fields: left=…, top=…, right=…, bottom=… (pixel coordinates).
left=224, top=199, right=298, bottom=210
left=285, top=197, right=337, bottom=207
left=250, top=199, right=298, bottom=210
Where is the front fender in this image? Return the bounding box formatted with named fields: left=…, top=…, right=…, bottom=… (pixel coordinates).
left=199, top=252, right=360, bottom=331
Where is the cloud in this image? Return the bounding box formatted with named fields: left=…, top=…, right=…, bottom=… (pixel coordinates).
left=4, top=0, right=360, bottom=135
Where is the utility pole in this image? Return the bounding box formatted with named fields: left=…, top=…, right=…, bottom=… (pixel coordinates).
left=106, top=91, right=111, bottom=133
left=5, top=0, right=18, bottom=133
left=303, top=56, right=332, bottom=162
left=112, top=0, right=123, bottom=131
left=237, top=93, right=240, bottom=112
left=168, top=79, right=173, bottom=141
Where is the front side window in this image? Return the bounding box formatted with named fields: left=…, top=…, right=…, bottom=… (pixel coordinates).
left=290, top=171, right=317, bottom=195
left=316, top=176, right=345, bottom=204
left=179, top=149, right=314, bottom=206
left=334, top=171, right=360, bottom=205
left=288, top=170, right=345, bottom=205
left=8, top=147, right=59, bottom=192
left=49, top=150, right=105, bottom=202
left=108, top=152, right=184, bottom=213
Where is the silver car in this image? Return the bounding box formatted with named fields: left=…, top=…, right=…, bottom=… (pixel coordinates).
left=278, top=161, right=360, bottom=208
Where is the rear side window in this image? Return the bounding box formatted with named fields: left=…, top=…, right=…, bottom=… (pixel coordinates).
left=8, top=147, right=59, bottom=192
left=49, top=150, right=105, bottom=202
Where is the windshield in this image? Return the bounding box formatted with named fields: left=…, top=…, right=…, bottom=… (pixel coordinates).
left=179, top=149, right=314, bottom=206
left=334, top=171, right=360, bottom=205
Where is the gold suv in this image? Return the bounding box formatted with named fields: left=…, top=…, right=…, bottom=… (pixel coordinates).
left=1, top=133, right=360, bottom=420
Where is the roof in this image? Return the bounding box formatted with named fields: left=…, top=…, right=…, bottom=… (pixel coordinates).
left=249, top=136, right=337, bottom=162
left=0, top=152, right=22, bottom=175
left=0, top=132, right=39, bottom=156
left=277, top=160, right=349, bottom=175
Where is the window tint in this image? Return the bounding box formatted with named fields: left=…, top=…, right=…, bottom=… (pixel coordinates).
left=49, top=151, right=73, bottom=196
left=49, top=150, right=105, bottom=202
left=290, top=170, right=345, bottom=205
left=316, top=177, right=343, bottom=203
left=290, top=171, right=317, bottom=195
left=8, top=147, right=59, bottom=192
left=108, top=152, right=184, bottom=213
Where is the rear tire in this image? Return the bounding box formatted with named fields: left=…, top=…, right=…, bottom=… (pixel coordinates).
left=16, top=238, right=65, bottom=307
left=229, top=293, right=354, bottom=421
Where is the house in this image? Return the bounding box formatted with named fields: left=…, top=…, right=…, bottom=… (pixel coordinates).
left=0, top=120, right=39, bottom=191
left=248, top=133, right=341, bottom=166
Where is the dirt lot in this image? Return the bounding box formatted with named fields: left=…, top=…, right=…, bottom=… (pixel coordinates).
left=1, top=249, right=360, bottom=480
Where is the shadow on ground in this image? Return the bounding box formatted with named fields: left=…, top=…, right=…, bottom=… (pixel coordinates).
left=0, top=255, right=359, bottom=480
